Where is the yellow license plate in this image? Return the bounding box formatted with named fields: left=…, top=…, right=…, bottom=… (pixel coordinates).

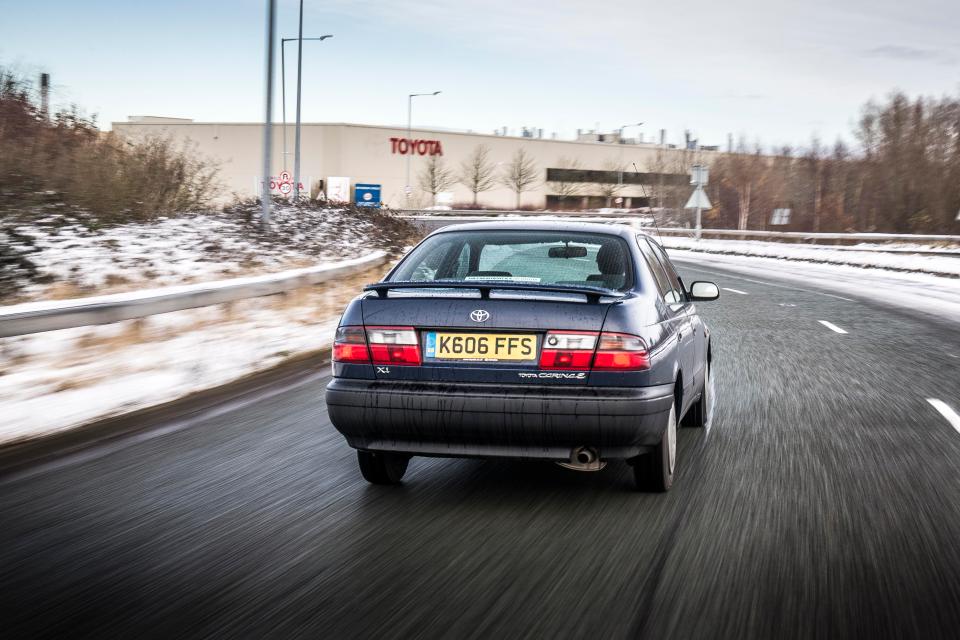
left=426, top=332, right=537, bottom=361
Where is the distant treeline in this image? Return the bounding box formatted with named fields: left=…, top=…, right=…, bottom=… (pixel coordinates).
left=706, top=93, right=960, bottom=234
left=0, top=68, right=218, bottom=224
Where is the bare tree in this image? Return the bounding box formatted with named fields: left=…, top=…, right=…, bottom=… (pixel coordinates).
left=597, top=158, right=627, bottom=207
left=804, top=138, right=825, bottom=232
left=713, top=139, right=769, bottom=230
left=458, top=144, right=497, bottom=206
left=547, top=156, right=584, bottom=209
left=500, top=148, right=540, bottom=208
left=418, top=156, right=456, bottom=206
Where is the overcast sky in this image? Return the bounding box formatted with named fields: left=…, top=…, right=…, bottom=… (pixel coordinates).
left=2, top=0, right=957, bottom=149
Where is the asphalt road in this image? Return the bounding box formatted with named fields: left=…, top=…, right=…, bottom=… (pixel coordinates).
left=2, top=260, right=960, bottom=639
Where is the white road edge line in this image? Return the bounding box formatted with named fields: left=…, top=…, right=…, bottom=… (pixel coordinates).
left=721, top=287, right=748, bottom=295
left=927, top=399, right=960, bottom=434
left=818, top=320, right=848, bottom=334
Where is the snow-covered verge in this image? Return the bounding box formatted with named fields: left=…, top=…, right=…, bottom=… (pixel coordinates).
left=668, top=249, right=960, bottom=325
left=659, top=237, right=960, bottom=277
left=0, top=264, right=382, bottom=446
left=0, top=200, right=415, bottom=303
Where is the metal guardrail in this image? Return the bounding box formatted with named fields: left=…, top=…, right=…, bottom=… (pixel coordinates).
left=401, top=211, right=960, bottom=246
left=654, top=227, right=960, bottom=244
left=0, top=251, right=388, bottom=339
left=403, top=214, right=641, bottom=232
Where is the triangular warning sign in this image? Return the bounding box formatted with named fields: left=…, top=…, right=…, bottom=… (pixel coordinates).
left=684, top=186, right=712, bottom=210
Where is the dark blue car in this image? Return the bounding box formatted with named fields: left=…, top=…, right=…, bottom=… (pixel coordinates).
left=325, top=221, right=719, bottom=491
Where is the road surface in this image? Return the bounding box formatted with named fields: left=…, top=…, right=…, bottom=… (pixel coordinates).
left=2, top=259, right=959, bottom=639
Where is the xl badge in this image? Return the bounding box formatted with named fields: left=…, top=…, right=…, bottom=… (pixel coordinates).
left=470, top=309, right=490, bottom=322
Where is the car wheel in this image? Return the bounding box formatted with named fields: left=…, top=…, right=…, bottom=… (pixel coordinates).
left=681, top=359, right=711, bottom=428
left=633, top=402, right=676, bottom=492
left=357, top=451, right=409, bottom=485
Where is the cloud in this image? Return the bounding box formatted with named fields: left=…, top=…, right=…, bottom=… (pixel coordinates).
left=864, top=45, right=955, bottom=64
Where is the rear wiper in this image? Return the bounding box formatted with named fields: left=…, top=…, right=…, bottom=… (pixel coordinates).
left=364, top=281, right=624, bottom=304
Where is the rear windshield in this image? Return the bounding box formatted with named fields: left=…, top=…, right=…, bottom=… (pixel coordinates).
left=390, top=230, right=633, bottom=291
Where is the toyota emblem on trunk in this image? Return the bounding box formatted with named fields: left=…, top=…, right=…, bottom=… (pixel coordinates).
left=470, top=309, right=490, bottom=322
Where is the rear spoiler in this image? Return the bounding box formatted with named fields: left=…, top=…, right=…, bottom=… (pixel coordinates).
left=363, top=281, right=624, bottom=304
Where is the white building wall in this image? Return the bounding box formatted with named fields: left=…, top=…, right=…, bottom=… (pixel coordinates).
left=112, top=121, right=711, bottom=209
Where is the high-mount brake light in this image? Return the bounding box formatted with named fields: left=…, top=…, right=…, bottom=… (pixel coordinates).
left=366, top=326, right=421, bottom=365
left=539, top=331, right=597, bottom=369
left=333, top=326, right=371, bottom=364
left=592, top=332, right=650, bottom=370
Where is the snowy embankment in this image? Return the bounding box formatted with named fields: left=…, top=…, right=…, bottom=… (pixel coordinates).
left=668, top=249, right=960, bottom=325
left=659, top=235, right=960, bottom=324
left=659, top=236, right=960, bottom=278
left=1, top=201, right=413, bottom=302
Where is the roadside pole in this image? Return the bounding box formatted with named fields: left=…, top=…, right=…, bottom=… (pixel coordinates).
left=696, top=197, right=702, bottom=241
left=293, top=0, right=305, bottom=200
left=685, top=161, right=711, bottom=241
left=261, top=0, right=276, bottom=225
left=695, top=142, right=702, bottom=240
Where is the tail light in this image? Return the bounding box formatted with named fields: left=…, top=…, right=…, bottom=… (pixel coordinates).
left=333, top=326, right=370, bottom=364
left=366, top=326, right=421, bottom=365
left=539, top=331, right=597, bottom=369
left=592, top=332, right=650, bottom=370
left=539, top=330, right=649, bottom=371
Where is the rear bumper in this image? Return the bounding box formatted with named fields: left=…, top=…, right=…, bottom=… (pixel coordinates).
left=325, top=378, right=675, bottom=460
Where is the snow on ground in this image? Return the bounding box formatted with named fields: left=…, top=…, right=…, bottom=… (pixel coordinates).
left=659, top=236, right=960, bottom=277
left=1, top=201, right=414, bottom=302
left=668, top=249, right=960, bottom=325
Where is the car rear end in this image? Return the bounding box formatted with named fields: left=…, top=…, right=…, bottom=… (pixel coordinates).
left=325, top=224, right=676, bottom=464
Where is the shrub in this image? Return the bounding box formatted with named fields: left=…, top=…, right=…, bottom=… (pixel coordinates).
left=0, top=67, right=219, bottom=225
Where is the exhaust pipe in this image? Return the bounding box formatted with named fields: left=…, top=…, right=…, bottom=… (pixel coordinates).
left=575, top=447, right=596, bottom=465
left=557, top=446, right=605, bottom=472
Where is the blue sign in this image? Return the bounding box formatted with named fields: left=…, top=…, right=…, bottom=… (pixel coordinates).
left=355, top=183, right=382, bottom=208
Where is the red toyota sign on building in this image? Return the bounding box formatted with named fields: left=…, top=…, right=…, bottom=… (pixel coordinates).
left=390, top=137, right=443, bottom=156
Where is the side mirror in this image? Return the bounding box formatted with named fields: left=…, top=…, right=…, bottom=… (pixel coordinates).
left=688, top=281, right=720, bottom=301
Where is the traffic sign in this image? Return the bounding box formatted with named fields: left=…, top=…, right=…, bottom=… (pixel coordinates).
left=684, top=186, right=712, bottom=210
left=690, top=165, right=709, bottom=186
left=355, top=184, right=382, bottom=208
left=770, top=208, right=791, bottom=225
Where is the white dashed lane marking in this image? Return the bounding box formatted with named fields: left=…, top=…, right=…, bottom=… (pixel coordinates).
left=818, top=320, right=848, bottom=334
left=927, top=399, right=960, bottom=435
left=673, top=263, right=855, bottom=301
left=721, top=287, right=748, bottom=295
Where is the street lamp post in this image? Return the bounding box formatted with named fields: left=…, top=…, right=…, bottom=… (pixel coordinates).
left=280, top=35, right=331, bottom=172
left=616, top=122, right=643, bottom=201
left=260, top=0, right=277, bottom=226
left=406, top=91, right=441, bottom=204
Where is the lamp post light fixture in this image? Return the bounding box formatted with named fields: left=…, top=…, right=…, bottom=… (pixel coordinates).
left=281, top=35, right=332, bottom=173
left=405, top=91, right=442, bottom=203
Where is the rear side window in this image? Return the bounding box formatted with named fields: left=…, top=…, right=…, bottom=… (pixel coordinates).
left=647, top=240, right=686, bottom=304
left=391, top=230, right=634, bottom=292
left=636, top=235, right=672, bottom=297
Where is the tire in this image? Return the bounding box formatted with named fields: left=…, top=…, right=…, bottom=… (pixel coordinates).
left=357, top=451, right=409, bottom=485
left=633, top=402, right=677, bottom=492
left=681, top=359, right=711, bottom=428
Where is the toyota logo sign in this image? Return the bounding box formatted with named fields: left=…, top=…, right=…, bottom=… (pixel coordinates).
left=470, top=309, right=490, bottom=322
